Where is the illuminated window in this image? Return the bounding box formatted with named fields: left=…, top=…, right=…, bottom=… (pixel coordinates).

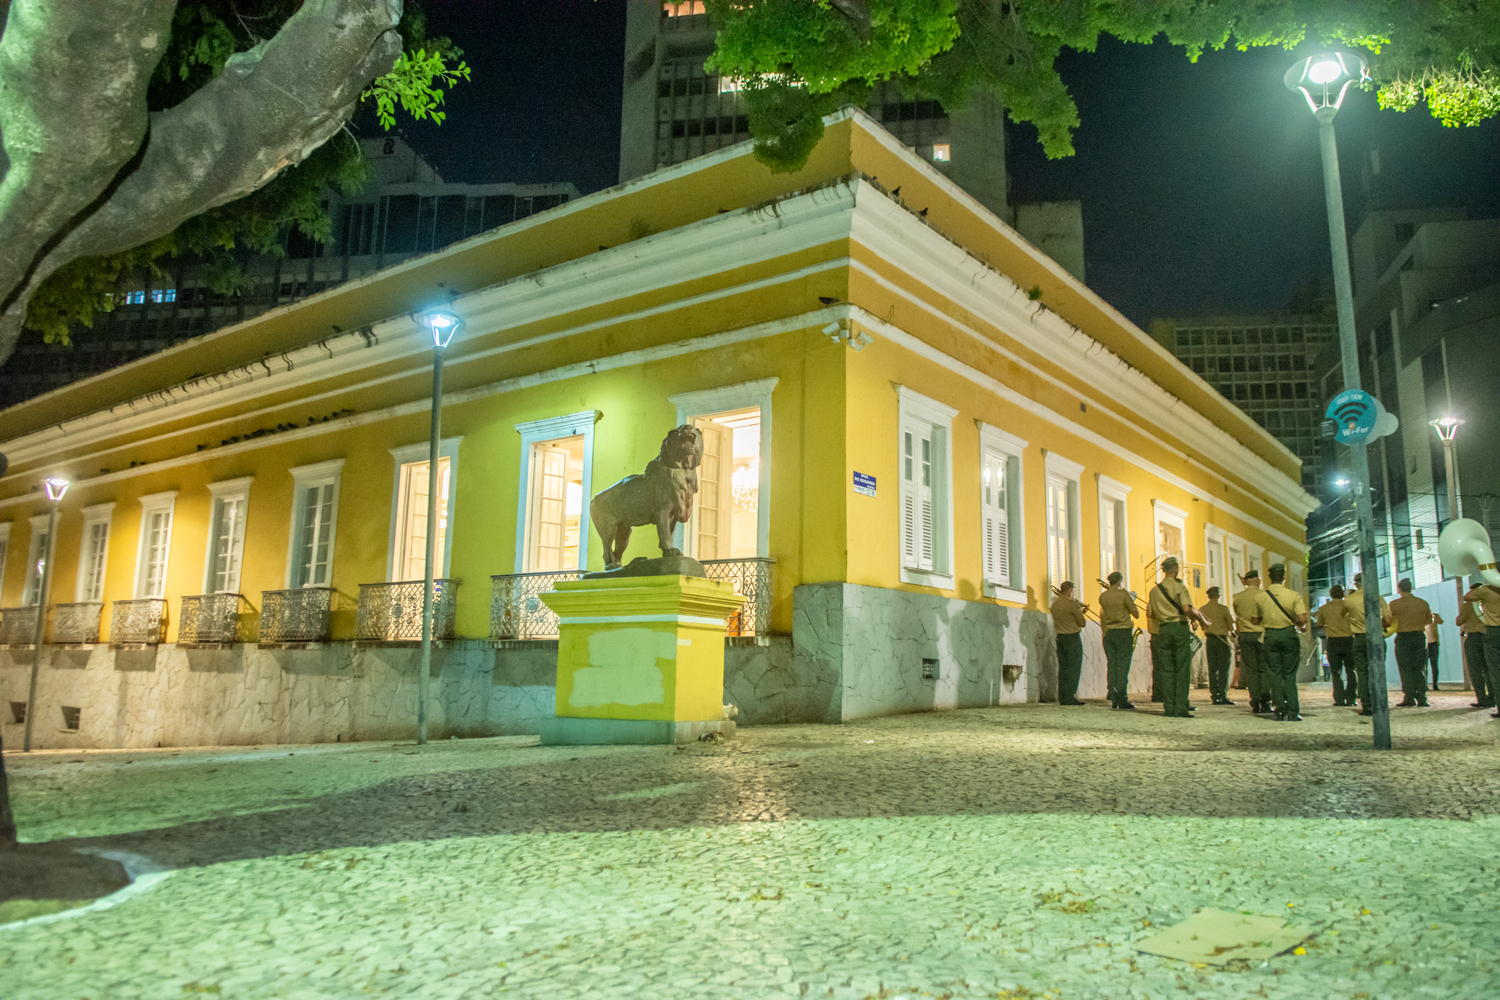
left=932, top=143, right=951, bottom=162
left=126, top=290, right=146, bottom=305
left=204, top=479, right=251, bottom=594
left=663, top=1, right=704, bottom=14
left=388, top=441, right=459, bottom=581
left=133, top=492, right=178, bottom=599
left=896, top=386, right=956, bottom=588
left=514, top=413, right=597, bottom=573
left=287, top=461, right=342, bottom=588
left=76, top=503, right=115, bottom=603
left=980, top=423, right=1026, bottom=599
left=1044, top=453, right=1085, bottom=598
left=23, top=513, right=52, bottom=607
left=1097, top=475, right=1131, bottom=588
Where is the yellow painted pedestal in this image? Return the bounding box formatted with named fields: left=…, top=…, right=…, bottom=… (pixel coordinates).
left=538, top=574, right=746, bottom=745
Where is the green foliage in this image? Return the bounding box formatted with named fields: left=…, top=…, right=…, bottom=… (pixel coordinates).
left=27, top=0, right=467, bottom=343
left=705, top=0, right=1500, bottom=170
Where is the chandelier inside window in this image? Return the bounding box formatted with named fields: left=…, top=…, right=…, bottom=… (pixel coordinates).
left=732, top=459, right=759, bottom=512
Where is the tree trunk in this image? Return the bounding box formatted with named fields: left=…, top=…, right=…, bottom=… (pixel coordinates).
left=0, top=0, right=404, bottom=367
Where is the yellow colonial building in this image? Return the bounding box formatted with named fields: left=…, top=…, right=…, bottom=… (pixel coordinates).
left=0, top=111, right=1317, bottom=748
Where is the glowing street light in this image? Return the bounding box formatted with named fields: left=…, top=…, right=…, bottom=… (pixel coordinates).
left=1284, top=49, right=1392, bottom=748
left=24, top=477, right=69, bottom=751
left=414, top=308, right=464, bottom=746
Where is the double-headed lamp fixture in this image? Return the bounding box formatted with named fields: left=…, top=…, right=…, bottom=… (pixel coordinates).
left=1284, top=51, right=1369, bottom=114
left=1431, top=416, right=1464, bottom=442
left=43, top=477, right=70, bottom=502
left=421, top=309, right=464, bottom=349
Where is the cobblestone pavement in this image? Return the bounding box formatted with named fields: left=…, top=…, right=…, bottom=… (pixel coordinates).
left=3, top=685, right=1499, bottom=1000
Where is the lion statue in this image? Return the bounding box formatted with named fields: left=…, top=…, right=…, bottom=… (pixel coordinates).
left=590, top=424, right=704, bottom=570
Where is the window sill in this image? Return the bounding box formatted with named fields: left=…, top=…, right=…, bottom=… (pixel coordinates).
left=985, top=584, right=1027, bottom=605
left=900, top=567, right=955, bottom=590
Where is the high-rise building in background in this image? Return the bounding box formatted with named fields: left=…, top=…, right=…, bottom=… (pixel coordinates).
left=618, top=1, right=1085, bottom=282
left=1307, top=208, right=1500, bottom=595
left=1149, top=312, right=1338, bottom=498
left=0, top=137, right=577, bottom=409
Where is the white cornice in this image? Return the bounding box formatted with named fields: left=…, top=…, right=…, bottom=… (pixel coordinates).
left=513, top=411, right=599, bottom=440
left=0, top=179, right=859, bottom=473
left=849, top=307, right=1308, bottom=555
left=1152, top=499, right=1190, bottom=522
left=847, top=184, right=1318, bottom=521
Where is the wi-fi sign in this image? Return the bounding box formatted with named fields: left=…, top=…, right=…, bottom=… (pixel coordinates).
left=1326, top=389, right=1379, bottom=444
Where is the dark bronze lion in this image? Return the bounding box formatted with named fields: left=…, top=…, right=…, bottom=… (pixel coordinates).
left=590, top=424, right=704, bottom=570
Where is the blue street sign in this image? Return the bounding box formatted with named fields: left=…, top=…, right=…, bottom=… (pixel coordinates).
left=1326, top=389, right=1379, bottom=444
left=852, top=471, right=877, bottom=498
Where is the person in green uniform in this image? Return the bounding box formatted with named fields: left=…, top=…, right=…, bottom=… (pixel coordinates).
left=1098, top=572, right=1139, bottom=710
left=1388, top=578, right=1433, bottom=707
left=1200, top=586, right=1235, bottom=705
left=1457, top=583, right=1491, bottom=708
left=1148, top=557, right=1207, bottom=719
left=1259, top=564, right=1310, bottom=720
left=1147, top=608, right=1163, bottom=702
left=1460, top=579, right=1500, bottom=719
left=1344, top=573, right=1392, bottom=717
left=1232, top=570, right=1268, bottom=713
left=1316, top=585, right=1355, bottom=705
left=1050, top=582, right=1089, bottom=705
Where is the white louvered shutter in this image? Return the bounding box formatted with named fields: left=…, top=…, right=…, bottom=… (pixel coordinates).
left=901, top=420, right=934, bottom=572
left=982, top=451, right=1009, bottom=585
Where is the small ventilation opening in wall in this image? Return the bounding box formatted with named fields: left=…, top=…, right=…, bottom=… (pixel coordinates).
left=9, top=701, right=25, bottom=724
left=61, top=706, right=81, bottom=731
left=921, top=658, right=939, bottom=681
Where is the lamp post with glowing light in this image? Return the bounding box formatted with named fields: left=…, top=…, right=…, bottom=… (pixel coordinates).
left=24, top=477, right=69, bottom=752
left=416, top=309, right=463, bottom=746
left=1286, top=51, right=1392, bottom=748
left=1432, top=416, right=1468, bottom=688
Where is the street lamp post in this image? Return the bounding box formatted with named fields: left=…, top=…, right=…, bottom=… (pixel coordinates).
left=416, top=309, right=463, bottom=746
left=24, top=477, right=70, bottom=752
left=1286, top=51, right=1394, bottom=749
left=1432, top=416, right=1467, bottom=688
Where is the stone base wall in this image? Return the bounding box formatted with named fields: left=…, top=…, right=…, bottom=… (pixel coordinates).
left=0, top=583, right=1177, bottom=750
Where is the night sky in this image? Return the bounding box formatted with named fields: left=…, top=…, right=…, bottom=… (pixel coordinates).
left=401, top=1, right=1500, bottom=328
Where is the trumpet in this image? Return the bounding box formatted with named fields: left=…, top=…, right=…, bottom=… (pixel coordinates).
left=1097, top=578, right=1140, bottom=602
left=1051, top=584, right=1101, bottom=624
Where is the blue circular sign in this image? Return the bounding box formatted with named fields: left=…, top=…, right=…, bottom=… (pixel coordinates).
left=1326, top=389, right=1379, bottom=444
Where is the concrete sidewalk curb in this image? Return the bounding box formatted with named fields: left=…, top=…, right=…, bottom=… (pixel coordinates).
left=0, top=851, right=172, bottom=933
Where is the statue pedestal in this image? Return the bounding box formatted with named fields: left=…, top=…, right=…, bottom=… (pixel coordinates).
left=538, top=574, right=746, bottom=745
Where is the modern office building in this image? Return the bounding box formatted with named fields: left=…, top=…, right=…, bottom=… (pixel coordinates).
left=618, top=0, right=1085, bottom=281
left=0, top=110, right=1313, bottom=750
left=0, top=137, right=577, bottom=410
left=1149, top=313, right=1338, bottom=497
left=1308, top=208, right=1500, bottom=599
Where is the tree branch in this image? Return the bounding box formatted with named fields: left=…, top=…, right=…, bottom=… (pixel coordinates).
left=0, top=0, right=403, bottom=366
left=0, top=1, right=177, bottom=318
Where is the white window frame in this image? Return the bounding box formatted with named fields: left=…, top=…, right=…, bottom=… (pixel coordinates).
left=1095, top=473, right=1132, bottom=591
left=1289, top=559, right=1305, bottom=597
left=977, top=421, right=1027, bottom=603
left=133, top=491, right=178, bottom=599
left=202, top=478, right=252, bottom=594
left=286, top=460, right=344, bottom=589
left=0, top=522, right=10, bottom=600
left=1043, top=451, right=1085, bottom=600
left=23, top=513, right=53, bottom=607
left=1204, top=524, right=1227, bottom=599
left=896, top=384, right=958, bottom=590
left=1151, top=498, right=1189, bottom=581
left=514, top=412, right=599, bottom=573
left=669, top=377, right=778, bottom=558
left=388, top=439, right=462, bottom=580
left=76, top=503, right=116, bottom=602
left=1227, top=535, right=1248, bottom=595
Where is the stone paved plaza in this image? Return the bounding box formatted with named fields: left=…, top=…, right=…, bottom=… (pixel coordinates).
left=3, top=686, right=1499, bottom=1000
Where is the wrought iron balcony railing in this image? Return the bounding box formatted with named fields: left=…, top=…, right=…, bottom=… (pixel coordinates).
left=488, top=557, right=776, bottom=640
left=110, top=599, right=167, bottom=645
left=178, top=594, right=243, bottom=644
left=0, top=606, right=39, bottom=645
left=258, top=588, right=334, bottom=644
left=355, top=580, right=457, bottom=642
left=53, top=602, right=103, bottom=644
left=702, top=557, right=775, bottom=636
left=489, top=570, right=583, bottom=640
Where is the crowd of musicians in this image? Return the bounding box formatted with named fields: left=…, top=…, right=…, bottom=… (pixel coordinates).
left=1048, top=562, right=1500, bottom=722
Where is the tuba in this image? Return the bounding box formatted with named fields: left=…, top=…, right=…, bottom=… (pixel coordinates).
left=1438, top=518, right=1500, bottom=586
